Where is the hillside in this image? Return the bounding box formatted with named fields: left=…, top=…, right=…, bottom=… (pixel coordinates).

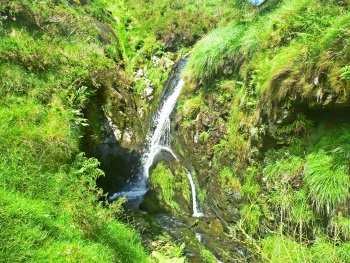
left=0, top=1, right=148, bottom=262
left=174, top=0, right=350, bottom=261
left=1, top=0, right=350, bottom=262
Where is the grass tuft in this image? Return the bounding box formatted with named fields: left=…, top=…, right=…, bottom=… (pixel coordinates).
left=305, top=150, right=350, bottom=215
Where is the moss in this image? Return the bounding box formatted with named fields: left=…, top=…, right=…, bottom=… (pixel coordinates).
left=219, top=167, right=242, bottom=193
left=150, top=162, right=180, bottom=211
left=181, top=94, right=203, bottom=120
left=150, top=161, right=193, bottom=214
left=201, top=248, right=217, bottom=263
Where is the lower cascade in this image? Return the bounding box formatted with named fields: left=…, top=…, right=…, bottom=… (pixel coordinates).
left=110, top=58, right=203, bottom=217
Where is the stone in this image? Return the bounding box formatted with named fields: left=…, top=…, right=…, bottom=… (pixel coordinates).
left=152, top=56, right=160, bottom=67
left=144, top=86, right=153, bottom=97
left=194, top=130, right=199, bottom=144
left=160, top=56, right=175, bottom=71
left=250, top=127, right=258, bottom=138
left=135, top=68, right=144, bottom=81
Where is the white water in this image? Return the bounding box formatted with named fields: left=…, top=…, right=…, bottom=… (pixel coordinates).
left=140, top=70, right=203, bottom=217
left=185, top=168, right=203, bottom=217
left=111, top=59, right=203, bottom=217
left=248, top=0, right=265, bottom=5
left=142, top=79, right=184, bottom=179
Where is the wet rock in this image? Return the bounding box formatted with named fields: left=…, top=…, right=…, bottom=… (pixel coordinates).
left=201, top=112, right=216, bottom=128
left=94, top=136, right=142, bottom=196
left=139, top=190, right=168, bottom=214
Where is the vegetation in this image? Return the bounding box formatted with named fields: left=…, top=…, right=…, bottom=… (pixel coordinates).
left=0, top=1, right=152, bottom=262
left=150, top=161, right=192, bottom=215
left=177, top=0, right=350, bottom=261
left=2, top=0, right=350, bottom=261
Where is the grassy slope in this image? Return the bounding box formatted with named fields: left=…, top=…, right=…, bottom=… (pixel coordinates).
left=98, top=0, right=241, bottom=117
left=181, top=0, right=350, bottom=262
left=0, top=1, right=148, bottom=262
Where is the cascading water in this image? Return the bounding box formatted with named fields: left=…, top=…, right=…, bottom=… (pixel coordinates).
left=110, top=58, right=203, bottom=217
left=151, top=146, right=203, bottom=217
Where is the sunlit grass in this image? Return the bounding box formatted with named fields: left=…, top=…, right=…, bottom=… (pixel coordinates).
left=305, top=150, right=350, bottom=215
left=0, top=1, right=150, bottom=262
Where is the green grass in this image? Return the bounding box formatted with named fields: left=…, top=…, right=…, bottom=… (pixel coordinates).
left=261, top=234, right=350, bottom=263
left=240, top=203, right=262, bottom=235
left=0, top=154, right=149, bottom=263
left=174, top=0, right=350, bottom=261
left=262, top=235, right=312, bottom=263
left=186, top=23, right=246, bottom=81
left=0, top=1, right=151, bottom=262
left=186, top=0, right=350, bottom=100
left=305, top=150, right=350, bottom=215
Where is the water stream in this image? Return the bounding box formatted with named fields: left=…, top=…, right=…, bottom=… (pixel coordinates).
left=110, top=58, right=202, bottom=217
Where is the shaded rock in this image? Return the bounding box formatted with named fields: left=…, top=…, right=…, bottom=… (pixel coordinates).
left=93, top=115, right=142, bottom=195
left=139, top=190, right=168, bottom=215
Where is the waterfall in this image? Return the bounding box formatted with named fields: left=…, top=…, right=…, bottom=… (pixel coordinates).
left=110, top=58, right=203, bottom=217
left=151, top=146, right=203, bottom=217
left=142, top=78, right=184, bottom=180
left=141, top=58, right=203, bottom=217
left=185, top=168, right=203, bottom=217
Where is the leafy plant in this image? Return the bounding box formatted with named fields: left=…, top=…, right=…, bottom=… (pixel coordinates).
left=340, top=65, right=350, bottom=80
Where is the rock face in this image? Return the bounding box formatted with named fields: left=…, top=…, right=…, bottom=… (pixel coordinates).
left=173, top=89, right=244, bottom=224
left=83, top=68, right=145, bottom=197
left=93, top=112, right=142, bottom=196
